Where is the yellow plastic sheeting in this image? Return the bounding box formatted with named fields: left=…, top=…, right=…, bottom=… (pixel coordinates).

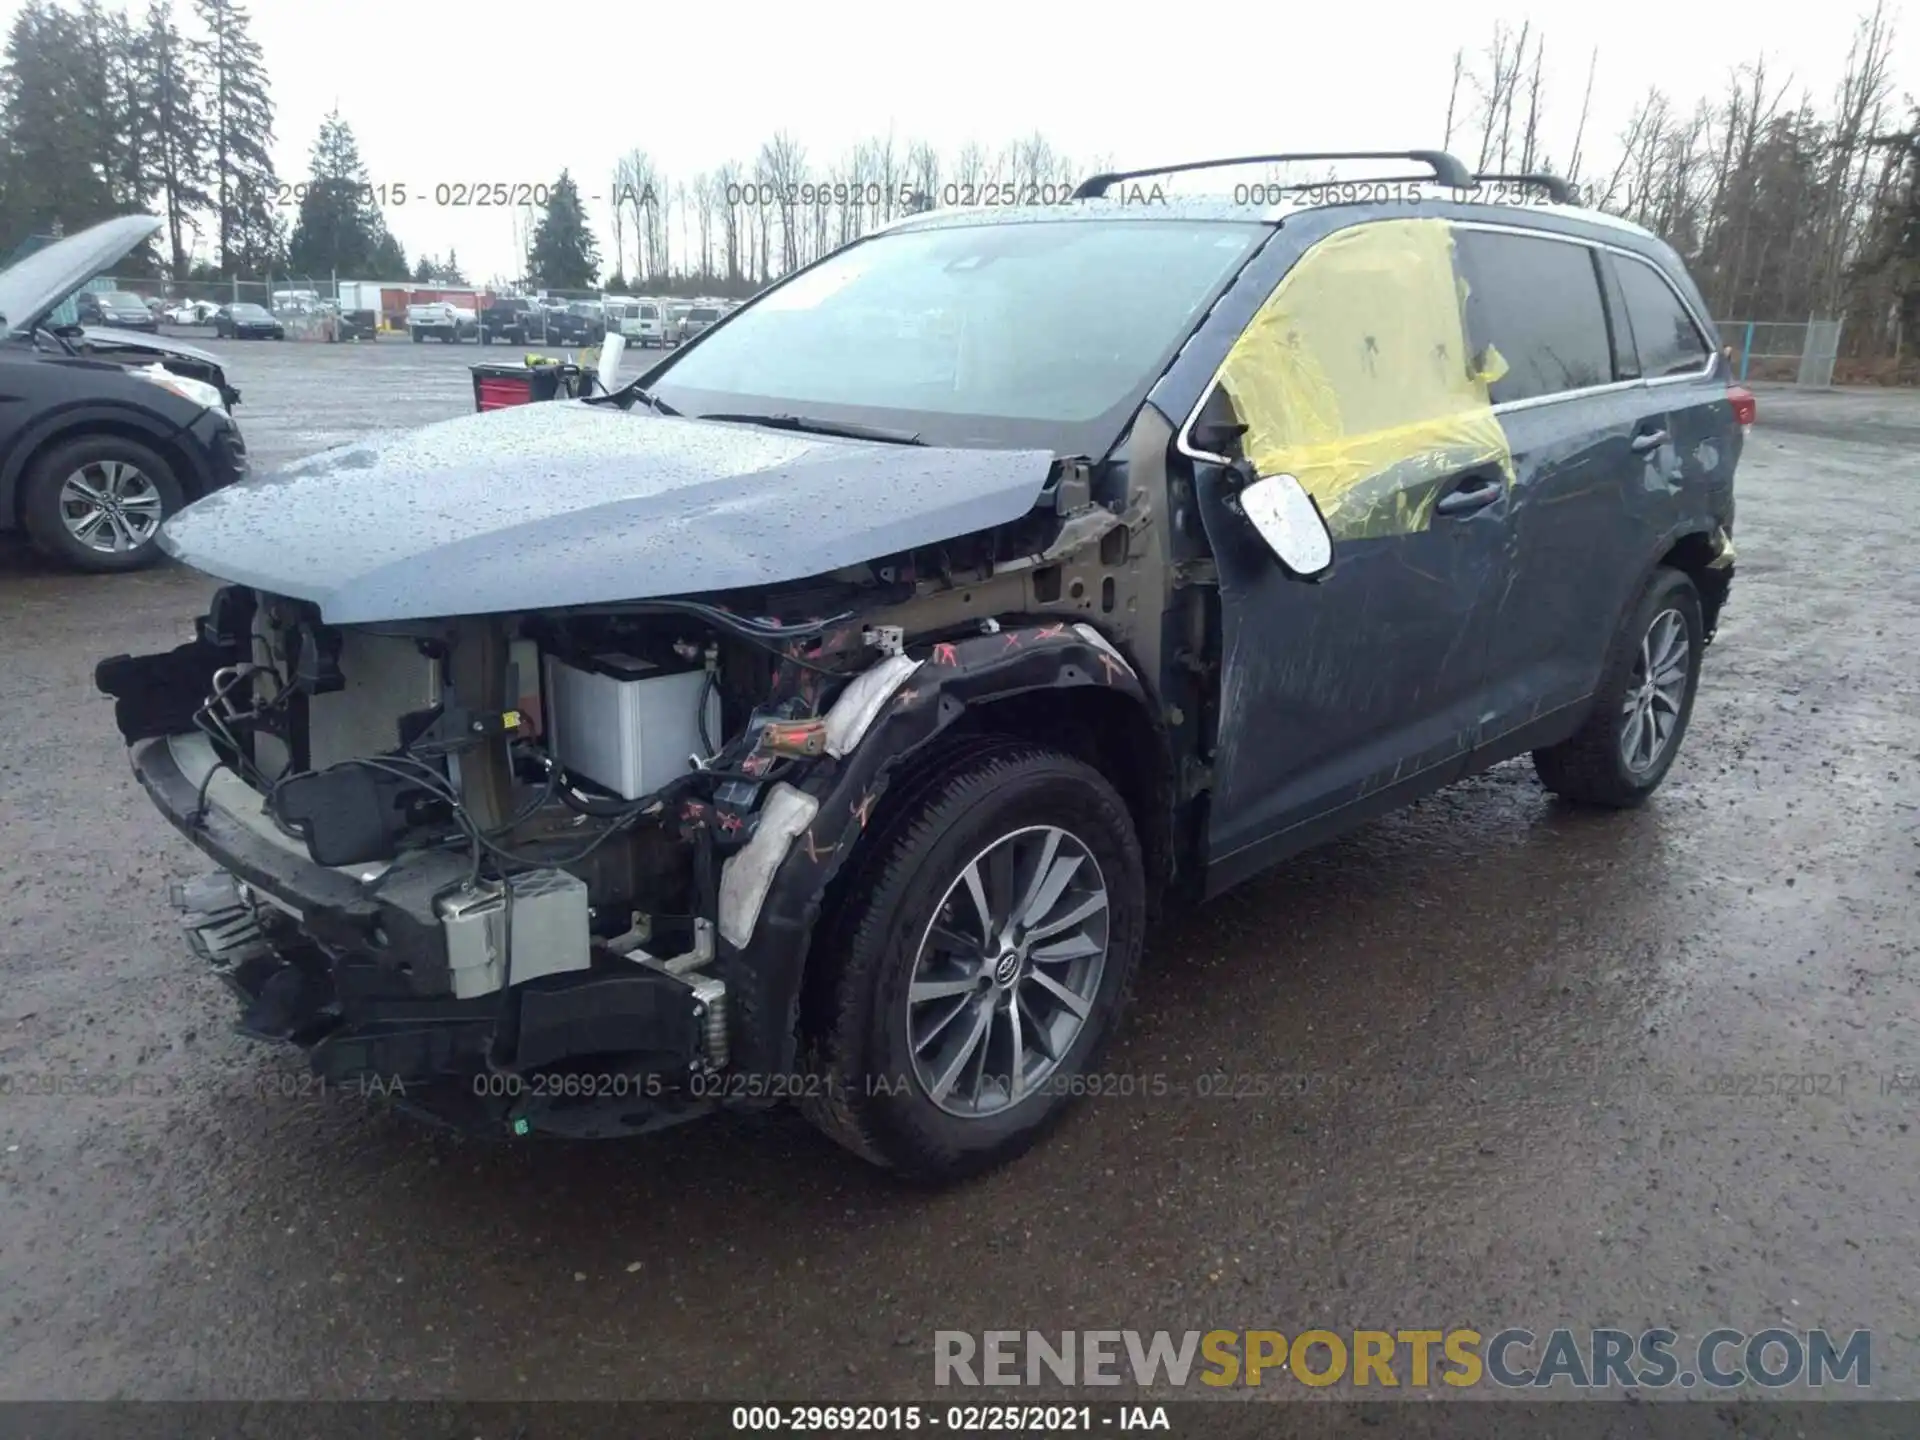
left=1216, top=218, right=1513, bottom=540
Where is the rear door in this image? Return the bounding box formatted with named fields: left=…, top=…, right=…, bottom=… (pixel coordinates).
left=1196, top=217, right=1516, bottom=887
left=1604, top=249, right=1735, bottom=548
left=1452, top=223, right=1654, bottom=742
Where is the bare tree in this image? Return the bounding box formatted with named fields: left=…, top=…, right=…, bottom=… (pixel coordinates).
left=907, top=139, right=940, bottom=211
left=1566, top=48, right=1597, bottom=190
left=714, top=159, right=743, bottom=283
left=952, top=141, right=988, bottom=197
left=756, top=131, right=807, bottom=276
left=1443, top=48, right=1465, bottom=151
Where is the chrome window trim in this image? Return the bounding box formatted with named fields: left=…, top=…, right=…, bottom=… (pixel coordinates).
left=1605, top=247, right=1718, bottom=385
left=1175, top=217, right=1718, bottom=460
left=1450, top=220, right=1717, bottom=384
left=1489, top=377, right=1646, bottom=416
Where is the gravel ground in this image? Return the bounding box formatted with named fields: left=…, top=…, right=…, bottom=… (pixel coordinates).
left=0, top=342, right=1916, bottom=1402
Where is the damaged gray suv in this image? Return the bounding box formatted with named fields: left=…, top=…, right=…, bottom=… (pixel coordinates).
left=99, top=150, right=1743, bottom=1180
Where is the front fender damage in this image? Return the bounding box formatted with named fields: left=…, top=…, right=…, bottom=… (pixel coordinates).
left=705, top=621, right=1154, bottom=1084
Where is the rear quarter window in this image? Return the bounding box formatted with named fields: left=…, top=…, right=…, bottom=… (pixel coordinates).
left=1613, top=255, right=1712, bottom=378
left=1454, top=228, right=1613, bottom=404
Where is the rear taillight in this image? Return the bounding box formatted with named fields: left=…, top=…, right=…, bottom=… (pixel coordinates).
left=1728, top=384, right=1756, bottom=429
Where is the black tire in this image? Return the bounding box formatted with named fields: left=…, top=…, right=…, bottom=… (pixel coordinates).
left=19, top=433, right=185, bottom=573
left=480, top=331, right=492, bottom=345
left=800, top=741, right=1146, bottom=1183
left=411, top=329, right=423, bottom=343
left=1533, top=566, right=1704, bottom=807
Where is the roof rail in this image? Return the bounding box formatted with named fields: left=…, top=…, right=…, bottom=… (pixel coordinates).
left=1071, top=150, right=1475, bottom=199
left=1473, top=172, right=1581, bottom=205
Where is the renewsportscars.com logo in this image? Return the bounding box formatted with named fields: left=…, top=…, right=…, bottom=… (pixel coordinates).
left=934, top=1328, right=1872, bottom=1390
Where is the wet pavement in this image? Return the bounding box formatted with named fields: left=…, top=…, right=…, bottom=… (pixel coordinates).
left=1, top=348, right=1916, bottom=1401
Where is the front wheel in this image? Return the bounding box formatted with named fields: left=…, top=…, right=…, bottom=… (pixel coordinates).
left=801, top=742, right=1145, bottom=1182
left=1533, top=566, right=1704, bottom=806
left=19, top=434, right=185, bottom=573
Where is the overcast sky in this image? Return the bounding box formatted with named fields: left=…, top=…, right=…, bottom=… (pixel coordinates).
left=19, top=0, right=1918, bottom=279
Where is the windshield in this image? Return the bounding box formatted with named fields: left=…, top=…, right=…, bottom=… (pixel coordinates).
left=104, top=292, right=147, bottom=308
left=232, top=305, right=269, bottom=317
left=649, top=218, right=1266, bottom=453
left=688, top=307, right=720, bottom=321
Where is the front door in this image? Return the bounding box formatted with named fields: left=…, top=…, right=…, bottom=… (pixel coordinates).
left=1195, top=218, right=1515, bottom=890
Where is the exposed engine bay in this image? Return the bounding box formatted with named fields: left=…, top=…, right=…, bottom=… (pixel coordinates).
left=95, top=465, right=1179, bottom=1138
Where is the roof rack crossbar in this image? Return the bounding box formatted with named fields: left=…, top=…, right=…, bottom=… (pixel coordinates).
left=1071, top=150, right=1475, bottom=199
left=1473, top=172, right=1580, bottom=205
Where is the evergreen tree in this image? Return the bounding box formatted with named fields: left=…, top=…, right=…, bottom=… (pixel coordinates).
left=527, top=171, right=600, bottom=288
left=412, top=254, right=434, bottom=282
left=0, top=1, right=116, bottom=248
left=194, top=0, right=276, bottom=274
left=372, top=228, right=406, bottom=278
left=441, top=246, right=465, bottom=284
left=141, top=0, right=211, bottom=276
left=286, top=110, right=403, bottom=277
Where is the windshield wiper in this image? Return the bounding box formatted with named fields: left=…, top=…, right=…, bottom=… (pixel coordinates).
left=699, top=411, right=924, bottom=445
left=592, top=376, right=679, bottom=416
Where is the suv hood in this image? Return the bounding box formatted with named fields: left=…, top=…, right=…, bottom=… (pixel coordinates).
left=0, top=214, right=163, bottom=334
left=159, top=399, right=1056, bottom=623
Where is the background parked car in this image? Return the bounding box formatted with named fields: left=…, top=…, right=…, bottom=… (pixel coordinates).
left=213, top=302, right=285, bottom=340
left=615, top=298, right=669, bottom=347
left=164, top=299, right=220, bottom=325
left=535, top=300, right=606, bottom=346
left=674, top=304, right=722, bottom=344
left=1, top=215, right=248, bottom=572
left=75, top=290, right=159, bottom=333
left=479, top=297, right=534, bottom=345
left=406, top=301, right=475, bottom=343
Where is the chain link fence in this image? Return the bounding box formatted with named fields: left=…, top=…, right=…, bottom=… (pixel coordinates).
left=1720, top=318, right=1847, bottom=387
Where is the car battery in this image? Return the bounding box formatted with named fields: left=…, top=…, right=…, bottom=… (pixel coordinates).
left=543, top=651, right=719, bottom=801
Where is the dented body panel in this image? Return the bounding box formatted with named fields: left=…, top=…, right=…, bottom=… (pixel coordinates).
left=1160, top=199, right=1737, bottom=889
left=712, top=622, right=1159, bottom=1082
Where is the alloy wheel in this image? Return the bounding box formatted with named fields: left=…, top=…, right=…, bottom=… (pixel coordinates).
left=58, top=460, right=164, bottom=554
left=1619, top=607, right=1690, bottom=773
left=905, top=824, right=1110, bottom=1118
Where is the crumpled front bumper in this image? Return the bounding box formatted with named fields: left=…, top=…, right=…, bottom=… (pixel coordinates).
left=132, top=733, right=719, bottom=1138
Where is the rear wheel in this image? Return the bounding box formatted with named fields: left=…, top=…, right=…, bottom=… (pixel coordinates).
left=801, top=742, right=1145, bottom=1182
left=410, top=328, right=423, bottom=343
left=1533, top=567, right=1704, bottom=806
left=20, top=434, right=184, bottom=573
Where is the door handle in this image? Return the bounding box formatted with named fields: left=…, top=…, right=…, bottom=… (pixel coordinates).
left=1434, top=474, right=1502, bottom=517
left=1631, top=428, right=1669, bottom=453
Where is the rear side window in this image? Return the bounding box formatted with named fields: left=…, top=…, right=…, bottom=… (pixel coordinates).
left=1613, top=256, right=1711, bottom=378
left=1454, top=229, right=1613, bottom=403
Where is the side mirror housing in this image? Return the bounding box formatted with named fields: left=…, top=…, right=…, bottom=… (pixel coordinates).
left=1239, top=472, right=1333, bottom=581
